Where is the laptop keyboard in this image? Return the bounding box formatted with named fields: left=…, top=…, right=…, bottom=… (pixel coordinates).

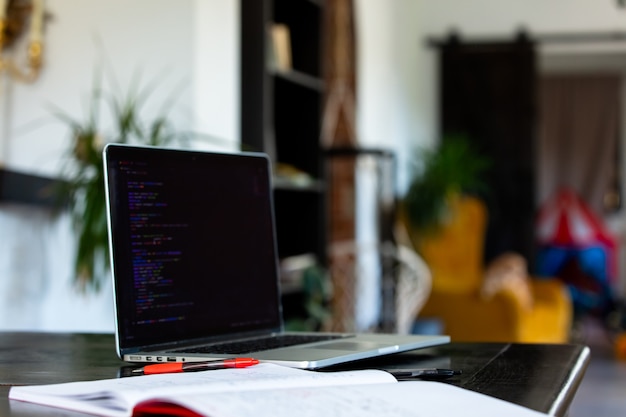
left=170, top=334, right=347, bottom=355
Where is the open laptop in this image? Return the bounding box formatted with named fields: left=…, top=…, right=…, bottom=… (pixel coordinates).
left=103, top=144, right=449, bottom=369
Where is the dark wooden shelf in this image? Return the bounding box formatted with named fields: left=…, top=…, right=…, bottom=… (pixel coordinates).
left=271, top=69, right=324, bottom=92
left=273, top=176, right=325, bottom=193
left=241, top=0, right=327, bottom=264
left=0, top=168, right=61, bottom=208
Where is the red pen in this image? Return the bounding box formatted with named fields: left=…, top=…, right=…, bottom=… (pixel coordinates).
left=132, top=358, right=260, bottom=375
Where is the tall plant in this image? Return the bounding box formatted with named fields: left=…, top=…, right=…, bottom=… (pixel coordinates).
left=53, top=71, right=184, bottom=291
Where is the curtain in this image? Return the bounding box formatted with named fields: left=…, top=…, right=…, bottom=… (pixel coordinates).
left=538, top=75, right=621, bottom=215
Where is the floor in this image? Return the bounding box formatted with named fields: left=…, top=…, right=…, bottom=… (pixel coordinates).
left=568, top=317, right=626, bottom=416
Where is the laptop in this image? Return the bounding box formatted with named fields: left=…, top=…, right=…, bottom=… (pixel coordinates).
left=103, top=144, right=449, bottom=369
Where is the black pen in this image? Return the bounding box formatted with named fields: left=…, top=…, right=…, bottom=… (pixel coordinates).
left=387, top=368, right=462, bottom=380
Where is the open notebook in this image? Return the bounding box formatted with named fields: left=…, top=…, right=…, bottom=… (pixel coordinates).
left=103, top=144, right=449, bottom=369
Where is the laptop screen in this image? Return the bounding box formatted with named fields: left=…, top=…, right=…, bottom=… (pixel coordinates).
left=104, top=145, right=283, bottom=351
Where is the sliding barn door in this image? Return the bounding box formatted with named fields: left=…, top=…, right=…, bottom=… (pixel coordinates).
left=439, top=38, right=537, bottom=264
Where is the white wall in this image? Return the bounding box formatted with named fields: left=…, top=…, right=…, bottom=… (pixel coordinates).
left=2, top=1, right=190, bottom=174
left=0, top=0, right=239, bottom=332
left=192, top=0, right=240, bottom=150
left=419, top=0, right=625, bottom=35
left=0, top=0, right=240, bottom=174
left=355, top=0, right=429, bottom=194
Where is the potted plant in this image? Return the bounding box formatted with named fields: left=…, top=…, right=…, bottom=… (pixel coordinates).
left=403, top=135, right=490, bottom=239
left=54, top=73, right=185, bottom=291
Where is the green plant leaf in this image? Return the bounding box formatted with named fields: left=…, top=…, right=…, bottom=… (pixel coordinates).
left=404, top=135, right=490, bottom=234
left=54, top=68, right=187, bottom=292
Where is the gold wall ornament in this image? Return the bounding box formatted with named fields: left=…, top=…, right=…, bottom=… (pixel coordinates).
left=0, top=0, right=45, bottom=84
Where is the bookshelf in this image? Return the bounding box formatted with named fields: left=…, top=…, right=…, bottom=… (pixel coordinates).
left=241, top=0, right=327, bottom=264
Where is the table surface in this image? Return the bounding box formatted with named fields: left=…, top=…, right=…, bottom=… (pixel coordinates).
left=0, top=332, right=589, bottom=416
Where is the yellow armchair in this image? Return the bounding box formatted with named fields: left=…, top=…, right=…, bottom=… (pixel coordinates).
left=408, top=195, right=572, bottom=343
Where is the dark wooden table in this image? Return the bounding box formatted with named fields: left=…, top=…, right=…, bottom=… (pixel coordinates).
left=0, top=332, right=589, bottom=416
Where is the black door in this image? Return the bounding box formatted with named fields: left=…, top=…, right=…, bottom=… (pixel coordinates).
left=439, top=37, right=537, bottom=264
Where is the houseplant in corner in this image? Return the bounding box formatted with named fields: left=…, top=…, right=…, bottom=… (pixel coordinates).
left=403, top=135, right=490, bottom=242
left=54, top=72, right=185, bottom=291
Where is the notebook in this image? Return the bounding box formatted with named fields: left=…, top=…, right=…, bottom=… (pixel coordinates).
left=103, top=144, right=449, bottom=369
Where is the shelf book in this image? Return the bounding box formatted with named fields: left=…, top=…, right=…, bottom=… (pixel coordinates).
left=9, top=363, right=548, bottom=417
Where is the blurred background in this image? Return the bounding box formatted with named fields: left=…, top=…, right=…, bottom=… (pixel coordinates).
left=1, top=0, right=626, bottom=348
